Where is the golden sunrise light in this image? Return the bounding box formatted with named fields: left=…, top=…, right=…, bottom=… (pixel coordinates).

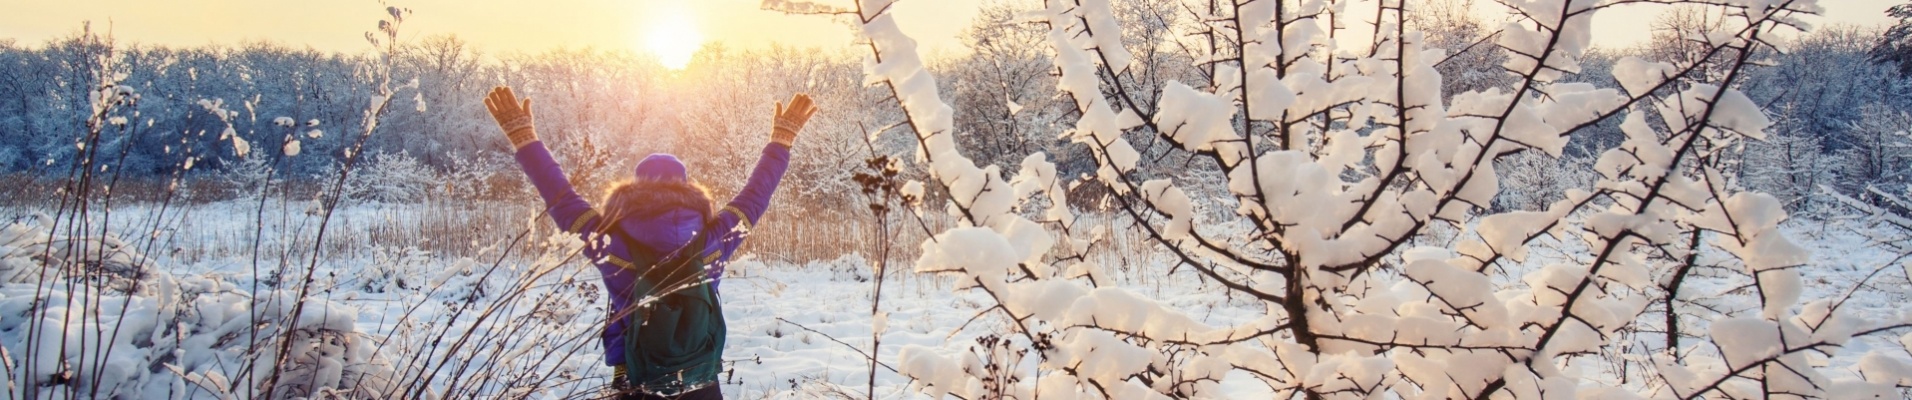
left=641, top=7, right=705, bottom=70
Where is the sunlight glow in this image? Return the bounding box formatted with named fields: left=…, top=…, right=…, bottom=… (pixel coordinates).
left=642, top=11, right=704, bottom=70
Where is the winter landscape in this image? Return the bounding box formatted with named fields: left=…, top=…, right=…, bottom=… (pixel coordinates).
left=3, top=0, right=1912, bottom=398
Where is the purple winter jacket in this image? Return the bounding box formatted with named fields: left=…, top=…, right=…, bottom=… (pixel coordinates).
left=514, top=141, right=790, bottom=366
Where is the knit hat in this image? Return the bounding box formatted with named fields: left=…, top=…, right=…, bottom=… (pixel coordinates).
left=634, top=153, right=689, bottom=183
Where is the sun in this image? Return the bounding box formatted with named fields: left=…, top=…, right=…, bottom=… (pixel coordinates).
left=643, top=12, right=705, bottom=70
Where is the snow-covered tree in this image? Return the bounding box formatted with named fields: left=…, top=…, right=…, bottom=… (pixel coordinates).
left=1738, top=121, right=1834, bottom=213
left=1872, top=1, right=1912, bottom=76
left=944, top=0, right=1068, bottom=170
left=1831, top=104, right=1912, bottom=197
left=1411, top=0, right=1515, bottom=99
left=778, top=0, right=1912, bottom=398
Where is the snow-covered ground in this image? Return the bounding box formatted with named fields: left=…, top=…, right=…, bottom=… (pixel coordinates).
left=717, top=254, right=1286, bottom=398
left=0, top=203, right=1907, bottom=399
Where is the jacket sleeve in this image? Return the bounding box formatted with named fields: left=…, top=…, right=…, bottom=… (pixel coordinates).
left=514, top=142, right=604, bottom=237
left=721, top=143, right=791, bottom=226
left=703, top=143, right=791, bottom=271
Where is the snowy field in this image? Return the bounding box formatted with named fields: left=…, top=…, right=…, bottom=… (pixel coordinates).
left=3, top=201, right=1907, bottom=399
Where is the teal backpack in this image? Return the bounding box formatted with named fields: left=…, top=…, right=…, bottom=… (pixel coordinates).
left=611, top=226, right=726, bottom=392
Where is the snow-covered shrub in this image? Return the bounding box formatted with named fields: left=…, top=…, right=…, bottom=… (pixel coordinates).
left=0, top=220, right=398, bottom=399
left=359, top=245, right=430, bottom=293
left=220, top=154, right=280, bottom=198
left=1829, top=184, right=1912, bottom=256
left=1833, top=103, right=1912, bottom=199
left=0, top=218, right=149, bottom=290
left=345, top=150, right=435, bottom=203
left=440, top=153, right=516, bottom=200
left=1740, top=128, right=1834, bottom=213
left=781, top=0, right=1912, bottom=398
left=1493, top=151, right=1595, bottom=212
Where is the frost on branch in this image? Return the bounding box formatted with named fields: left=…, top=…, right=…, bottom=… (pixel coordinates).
left=809, top=0, right=1912, bottom=398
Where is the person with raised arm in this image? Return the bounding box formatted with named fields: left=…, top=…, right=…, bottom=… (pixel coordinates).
left=486, top=86, right=816, bottom=399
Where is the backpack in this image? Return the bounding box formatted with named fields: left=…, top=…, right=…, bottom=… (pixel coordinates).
left=610, top=225, right=726, bottom=391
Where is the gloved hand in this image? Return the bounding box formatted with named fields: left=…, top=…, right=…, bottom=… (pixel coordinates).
left=771, top=93, right=819, bottom=147
left=484, top=86, right=538, bottom=149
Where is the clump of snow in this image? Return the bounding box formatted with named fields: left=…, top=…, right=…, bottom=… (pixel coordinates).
left=232, top=134, right=251, bottom=158
left=1612, top=56, right=1676, bottom=97
left=1139, top=180, right=1194, bottom=241
left=897, top=345, right=985, bottom=399
left=1711, top=318, right=1784, bottom=370
left=915, top=227, right=1019, bottom=284
left=1155, top=82, right=1241, bottom=160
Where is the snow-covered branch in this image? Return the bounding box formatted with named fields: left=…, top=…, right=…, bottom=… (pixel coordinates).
left=790, top=0, right=1912, bottom=398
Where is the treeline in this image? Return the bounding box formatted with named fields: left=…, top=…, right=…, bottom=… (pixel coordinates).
left=0, top=25, right=916, bottom=207
left=933, top=1, right=1912, bottom=215
left=1, top=3, right=1907, bottom=214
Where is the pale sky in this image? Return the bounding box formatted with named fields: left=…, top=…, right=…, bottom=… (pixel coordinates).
left=0, top=0, right=982, bottom=59
left=0, top=0, right=1895, bottom=60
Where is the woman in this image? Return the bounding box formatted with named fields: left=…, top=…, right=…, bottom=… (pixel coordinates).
left=484, top=86, right=816, bottom=399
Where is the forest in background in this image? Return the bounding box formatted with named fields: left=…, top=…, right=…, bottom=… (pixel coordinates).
left=0, top=2, right=1906, bottom=217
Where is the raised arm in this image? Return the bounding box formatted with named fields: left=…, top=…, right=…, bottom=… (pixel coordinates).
left=719, top=144, right=792, bottom=228
left=708, top=94, right=818, bottom=251
left=486, top=86, right=603, bottom=237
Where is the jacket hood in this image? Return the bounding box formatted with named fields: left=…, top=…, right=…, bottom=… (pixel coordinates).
left=602, top=179, right=713, bottom=254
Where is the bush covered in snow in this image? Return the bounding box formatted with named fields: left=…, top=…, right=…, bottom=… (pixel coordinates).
left=0, top=220, right=399, bottom=399
left=773, top=0, right=1912, bottom=398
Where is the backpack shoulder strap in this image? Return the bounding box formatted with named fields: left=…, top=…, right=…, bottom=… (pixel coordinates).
left=607, top=219, right=717, bottom=288
left=601, top=219, right=717, bottom=334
